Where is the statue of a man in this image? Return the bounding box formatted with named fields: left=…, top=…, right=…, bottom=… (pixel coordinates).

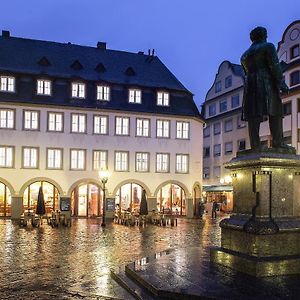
left=241, top=26, right=289, bottom=151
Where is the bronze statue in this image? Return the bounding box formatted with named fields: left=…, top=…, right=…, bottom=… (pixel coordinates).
left=241, top=26, right=290, bottom=151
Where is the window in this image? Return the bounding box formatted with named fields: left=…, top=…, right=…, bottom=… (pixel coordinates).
left=47, top=148, right=62, bottom=169
left=215, top=81, right=221, bottom=93
left=208, top=103, right=216, bottom=116
left=136, top=118, right=150, bottom=137
left=156, top=153, right=169, bottom=173
left=71, top=114, right=86, bottom=133
left=24, top=110, right=39, bottom=130
left=115, top=151, right=129, bottom=171
left=203, top=125, right=210, bottom=137
left=136, top=152, right=149, bottom=172
left=156, top=120, right=170, bottom=138
left=48, top=112, right=63, bottom=132
left=94, top=115, right=108, bottom=134
left=213, top=144, right=221, bottom=156
left=290, top=71, right=300, bottom=86
left=231, top=94, right=240, bottom=108
left=0, top=76, right=15, bottom=92
left=225, top=142, right=233, bottom=155
left=115, top=117, right=129, bottom=135
left=129, top=89, right=141, bottom=103
left=213, top=166, right=221, bottom=178
left=224, top=119, right=233, bottom=132
left=157, top=91, right=169, bottom=106
left=203, top=147, right=210, bottom=158
left=70, top=149, right=86, bottom=170
left=283, top=134, right=292, bottom=146
left=283, top=102, right=292, bottom=115
left=219, top=99, right=227, bottom=112
left=203, top=167, right=210, bottom=179
left=72, top=82, right=85, bottom=98
left=237, top=115, right=246, bottom=128
left=291, top=45, right=299, bottom=59
left=97, top=85, right=110, bottom=101
left=0, top=109, right=14, bottom=129
left=0, top=146, right=13, bottom=167
left=176, top=154, right=188, bottom=173
left=37, top=79, right=51, bottom=95
left=238, top=139, right=246, bottom=151
left=225, top=75, right=232, bottom=88
left=176, top=121, right=189, bottom=139
left=23, top=147, right=38, bottom=168
left=93, top=150, right=108, bottom=170
left=213, top=122, right=221, bottom=135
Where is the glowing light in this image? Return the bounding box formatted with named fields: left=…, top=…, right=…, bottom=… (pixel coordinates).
left=224, top=175, right=232, bottom=184
left=220, top=178, right=225, bottom=184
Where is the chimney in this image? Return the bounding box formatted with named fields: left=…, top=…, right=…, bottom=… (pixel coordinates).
left=2, top=30, right=10, bottom=37
left=97, top=42, right=106, bottom=50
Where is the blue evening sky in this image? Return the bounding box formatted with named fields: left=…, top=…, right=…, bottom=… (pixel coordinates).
left=0, top=0, right=299, bottom=108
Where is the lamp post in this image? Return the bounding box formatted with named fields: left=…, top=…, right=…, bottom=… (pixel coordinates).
left=99, top=169, right=110, bottom=227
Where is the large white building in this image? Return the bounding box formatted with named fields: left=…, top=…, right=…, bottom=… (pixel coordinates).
left=0, top=31, right=204, bottom=219
left=202, top=20, right=300, bottom=209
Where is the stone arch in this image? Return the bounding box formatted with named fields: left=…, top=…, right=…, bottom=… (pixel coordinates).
left=19, top=177, right=64, bottom=196
left=0, top=177, right=15, bottom=195
left=154, top=180, right=190, bottom=198
left=192, top=181, right=202, bottom=198
left=112, top=179, right=151, bottom=197
left=67, top=178, right=102, bottom=197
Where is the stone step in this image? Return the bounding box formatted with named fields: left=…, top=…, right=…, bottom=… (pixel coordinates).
left=111, top=266, right=157, bottom=300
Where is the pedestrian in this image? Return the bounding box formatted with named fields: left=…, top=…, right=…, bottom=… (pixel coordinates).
left=198, top=201, right=205, bottom=218
left=211, top=201, right=218, bottom=219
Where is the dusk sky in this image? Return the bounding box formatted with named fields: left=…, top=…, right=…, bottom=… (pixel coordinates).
left=0, top=0, right=299, bottom=108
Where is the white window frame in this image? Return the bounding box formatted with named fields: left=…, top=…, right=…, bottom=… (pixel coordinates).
left=176, top=154, right=189, bottom=173
left=22, top=147, right=39, bottom=169
left=37, top=79, right=51, bottom=95
left=0, top=76, right=15, bottom=92
left=48, top=112, right=63, bottom=132
left=0, top=109, right=14, bottom=129
left=136, top=118, right=150, bottom=137
left=71, top=113, right=86, bottom=133
left=23, top=110, right=39, bottom=130
left=176, top=121, right=189, bottom=139
left=115, top=116, right=129, bottom=136
left=136, top=152, right=149, bottom=172
left=156, top=120, right=170, bottom=138
left=115, top=151, right=129, bottom=172
left=71, top=82, right=86, bottom=99
left=203, top=167, right=210, bottom=179
left=157, top=91, right=169, bottom=106
left=0, top=146, right=14, bottom=168
left=70, top=149, right=86, bottom=170
left=93, top=115, right=108, bottom=135
left=97, top=85, right=110, bottom=101
left=93, top=150, right=108, bottom=170
left=47, top=148, right=63, bottom=169
left=128, top=89, right=141, bottom=103
left=156, top=153, right=170, bottom=173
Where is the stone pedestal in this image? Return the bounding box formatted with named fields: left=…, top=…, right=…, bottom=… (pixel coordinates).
left=211, top=151, right=300, bottom=276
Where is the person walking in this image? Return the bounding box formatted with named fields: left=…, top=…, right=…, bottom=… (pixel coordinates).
left=211, top=201, right=218, bottom=219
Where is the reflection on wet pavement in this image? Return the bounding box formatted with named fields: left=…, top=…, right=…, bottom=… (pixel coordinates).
left=0, top=215, right=223, bottom=299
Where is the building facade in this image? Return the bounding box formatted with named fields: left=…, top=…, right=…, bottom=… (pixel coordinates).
left=0, top=31, right=204, bottom=219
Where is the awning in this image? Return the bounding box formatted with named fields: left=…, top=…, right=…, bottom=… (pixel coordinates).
left=203, top=185, right=233, bottom=192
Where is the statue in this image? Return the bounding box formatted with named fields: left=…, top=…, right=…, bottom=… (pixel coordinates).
left=241, top=26, right=292, bottom=151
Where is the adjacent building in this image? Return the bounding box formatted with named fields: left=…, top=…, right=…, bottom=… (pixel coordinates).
left=0, top=31, right=204, bottom=219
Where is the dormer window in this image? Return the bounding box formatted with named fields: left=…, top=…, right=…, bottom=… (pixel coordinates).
left=215, top=81, right=221, bottom=93
left=0, top=76, right=15, bottom=92
left=72, top=82, right=85, bottom=99
left=291, top=45, right=299, bottom=60
left=129, top=89, right=141, bottom=103
left=37, top=79, right=51, bottom=95
left=157, top=91, right=169, bottom=106
left=97, top=85, right=110, bottom=101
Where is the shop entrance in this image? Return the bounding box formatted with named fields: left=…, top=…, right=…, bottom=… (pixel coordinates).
left=0, top=182, right=11, bottom=217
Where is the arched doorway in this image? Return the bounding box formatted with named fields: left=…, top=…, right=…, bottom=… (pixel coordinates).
left=0, top=182, right=11, bottom=217
left=157, top=183, right=186, bottom=215
left=115, top=183, right=143, bottom=213
left=23, top=181, right=60, bottom=214
left=71, top=183, right=103, bottom=217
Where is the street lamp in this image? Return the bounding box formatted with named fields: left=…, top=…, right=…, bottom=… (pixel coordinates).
left=99, top=169, right=110, bottom=227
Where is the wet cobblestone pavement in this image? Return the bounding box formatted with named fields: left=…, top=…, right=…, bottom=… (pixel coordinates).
left=0, top=215, right=223, bottom=299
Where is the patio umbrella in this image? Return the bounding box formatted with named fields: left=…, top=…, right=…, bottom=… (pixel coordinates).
left=36, top=186, right=46, bottom=215
left=139, top=189, right=148, bottom=215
